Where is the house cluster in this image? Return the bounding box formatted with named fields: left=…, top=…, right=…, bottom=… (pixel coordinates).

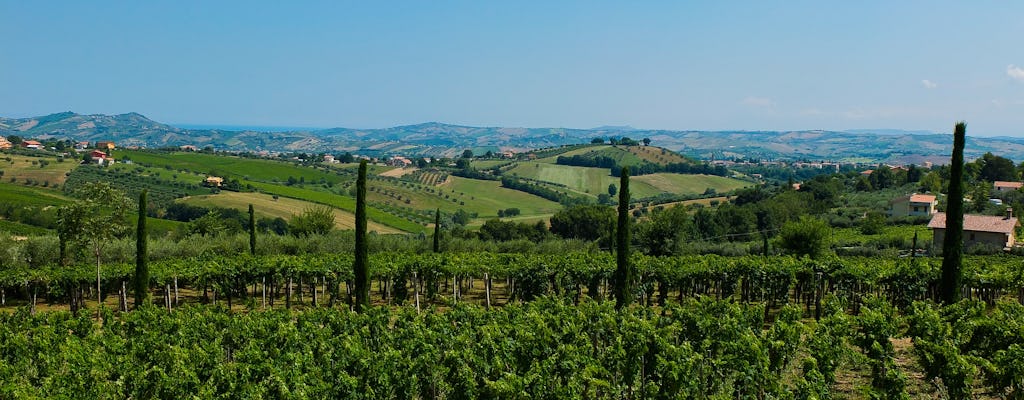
left=891, top=192, right=1021, bottom=253
left=888, top=192, right=1020, bottom=252
left=89, top=150, right=115, bottom=166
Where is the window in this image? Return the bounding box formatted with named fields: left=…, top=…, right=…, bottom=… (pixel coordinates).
left=970, top=233, right=975, bottom=241
left=913, top=206, right=919, bottom=212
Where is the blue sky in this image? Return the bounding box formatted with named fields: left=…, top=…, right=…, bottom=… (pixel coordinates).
left=2, top=1, right=1023, bottom=135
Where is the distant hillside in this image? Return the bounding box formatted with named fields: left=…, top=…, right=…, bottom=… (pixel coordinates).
left=5, top=112, right=1024, bottom=163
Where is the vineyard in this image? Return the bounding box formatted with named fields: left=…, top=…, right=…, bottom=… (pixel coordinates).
left=1, top=252, right=1023, bottom=397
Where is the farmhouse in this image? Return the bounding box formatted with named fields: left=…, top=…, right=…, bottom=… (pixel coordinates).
left=96, top=141, right=116, bottom=150
left=888, top=193, right=937, bottom=217
left=323, top=154, right=336, bottom=164
left=993, top=181, right=1023, bottom=192
left=928, top=209, right=1020, bottom=252
left=21, top=140, right=42, bottom=150
left=388, top=156, right=412, bottom=167
left=204, top=176, right=224, bottom=187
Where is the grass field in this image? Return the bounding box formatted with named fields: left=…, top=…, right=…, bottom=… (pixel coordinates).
left=0, top=154, right=80, bottom=186
left=180, top=191, right=403, bottom=233
left=633, top=173, right=750, bottom=195
left=443, top=176, right=563, bottom=218
left=506, top=162, right=665, bottom=198
left=0, top=181, right=71, bottom=207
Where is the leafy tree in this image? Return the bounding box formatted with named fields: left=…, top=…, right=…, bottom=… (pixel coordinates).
left=977, top=152, right=1018, bottom=182
left=187, top=210, right=226, bottom=237
left=461, top=149, right=474, bottom=159
left=59, top=182, right=131, bottom=319
left=919, top=171, right=942, bottom=193
left=354, top=160, right=369, bottom=312
left=614, top=167, right=632, bottom=309
left=869, top=166, right=896, bottom=190
left=635, top=205, right=692, bottom=256
left=134, top=190, right=149, bottom=308
left=941, top=122, right=966, bottom=304
left=859, top=211, right=886, bottom=235
left=607, top=183, right=617, bottom=196
left=591, top=137, right=604, bottom=144
left=855, top=175, right=873, bottom=191
left=777, top=216, right=831, bottom=259
left=642, top=137, right=651, bottom=146
left=549, top=204, right=615, bottom=243
left=289, top=206, right=335, bottom=237
left=969, top=180, right=991, bottom=212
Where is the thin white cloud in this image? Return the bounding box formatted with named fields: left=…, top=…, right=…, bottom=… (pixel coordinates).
left=741, top=96, right=774, bottom=107
left=921, top=79, right=937, bottom=89
left=1008, top=65, right=1024, bottom=82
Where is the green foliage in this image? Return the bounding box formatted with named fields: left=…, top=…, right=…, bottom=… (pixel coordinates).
left=549, top=204, right=615, bottom=244
left=288, top=206, right=335, bottom=237
left=859, top=211, right=887, bottom=235
left=186, top=210, right=226, bottom=237
left=777, top=216, right=832, bottom=259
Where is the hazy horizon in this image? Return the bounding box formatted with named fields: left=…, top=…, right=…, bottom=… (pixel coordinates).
left=3, top=2, right=1023, bottom=136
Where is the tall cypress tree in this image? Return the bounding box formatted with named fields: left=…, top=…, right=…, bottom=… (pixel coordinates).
left=614, top=167, right=632, bottom=309
left=433, top=208, right=441, bottom=253
left=248, top=204, right=256, bottom=256
left=354, top=160, right=370, bottom=312
left=940, top=122, right=966, bottom=304
left=134, top=190, right=149, bottom=308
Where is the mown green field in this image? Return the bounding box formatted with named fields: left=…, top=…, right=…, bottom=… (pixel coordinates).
left=0, top=181, right=70, bottom=206
left=633, top=173, right=750, bottom=195
left=444, top=176, right=563, bottom=218
left=505, top=162, right=663, bottom=198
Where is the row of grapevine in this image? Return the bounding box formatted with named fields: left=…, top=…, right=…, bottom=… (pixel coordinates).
left=2, top=253, right=1022, bottom=311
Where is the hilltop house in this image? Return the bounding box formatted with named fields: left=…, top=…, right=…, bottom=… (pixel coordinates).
left=21, top=140, right=42, bottom=150
left=204, top=176, right=224, bottom=187
left=96, top=141, right=116, bottom=150
left=928, top=209, right=1020, bottom=252
left=993, top=181, right=1023, bottom=192
left=888, top=193, right=938, bottom=217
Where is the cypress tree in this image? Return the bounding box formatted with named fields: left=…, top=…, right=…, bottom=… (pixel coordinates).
left=134, top=190, right=149, bottom=308
left=354, top=160, right=369, bottom=312
left=433, top=208, right=441, bottom=253
left=248, top=204, right=256, bottom=256
left=614, top=167, right=632, bottom=309
left=940, top=122, right=966, bottom=304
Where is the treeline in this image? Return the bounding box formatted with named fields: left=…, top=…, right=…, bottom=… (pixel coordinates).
left=555, top=154, right=728, bottom=177
left=500, top=176, right=588, bottom=206
left=610, top=161, right=729, bottom=177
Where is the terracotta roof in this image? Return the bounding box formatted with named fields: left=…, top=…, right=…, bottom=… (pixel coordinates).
left=892, top=194, right=936, bottom=204
left=928, top=212, right=1019, bottom=234
left=994, top=181, right=1023, bottom=189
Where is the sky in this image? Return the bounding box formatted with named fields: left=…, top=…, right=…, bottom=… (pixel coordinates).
left=2, top=1, right=1024, bottom=135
